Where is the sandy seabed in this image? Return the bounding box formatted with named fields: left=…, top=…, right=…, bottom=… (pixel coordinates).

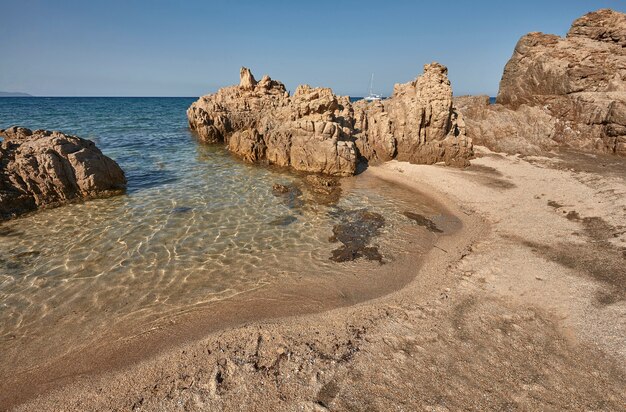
left=7, top=146, right=626, bottom=411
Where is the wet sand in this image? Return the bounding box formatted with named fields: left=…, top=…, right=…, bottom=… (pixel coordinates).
left=1, top=173, right=460, bottom=409
left=8, top=147, right=626, bottom=411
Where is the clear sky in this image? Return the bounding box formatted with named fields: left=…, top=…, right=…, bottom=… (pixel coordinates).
left=1, top=0, right=624, bottom=97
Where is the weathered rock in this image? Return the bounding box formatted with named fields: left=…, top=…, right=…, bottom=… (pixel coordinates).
left=0, top=126, right=126, bottom=219
left=188, top=68, right=358, bottom=176
left=454, top=96, right=561, bottom=154
left=188, top=65, right=473, bottom=175
left=467, top=9, right=626, bottom=156
left=567, top=8, right=626, bottom=47
left=354, top=63, right=473, bottom=167
left=239, top=67, right=257, bottom=90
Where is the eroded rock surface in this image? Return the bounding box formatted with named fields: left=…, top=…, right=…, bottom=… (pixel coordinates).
left=0, top=126, right=126, bottom=219
left=457, top=9, right=626, bottom=156
left=454, top=95, right=561, bottom=155
left=353, top=63, right=472, bottom=167
left=187, top=64, right=473, bottom=175
left=187, top=70, right=358, bottom=176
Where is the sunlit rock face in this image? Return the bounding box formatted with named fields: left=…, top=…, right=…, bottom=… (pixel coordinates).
left=459, top=9, right=626, bottom=156
left=0, top=126, right=126, bottom=219
left=187, top=64, right=473, bottom=175
left=187, top=68, right=358, bottom=176
left=353, top=62, right=472, bottom=167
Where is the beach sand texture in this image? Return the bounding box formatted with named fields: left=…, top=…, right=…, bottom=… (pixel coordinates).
left=11, top=147, right=626, bottom=411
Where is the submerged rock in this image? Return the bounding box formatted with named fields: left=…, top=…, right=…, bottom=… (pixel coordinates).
left=172, top=206, right=193, bottom=214
left=271, top=182, right=303, bottom=209
left=329, top=209, right=385, bottom=263
left=187, top=65, right=473, bottom=175
left=457, top=9, right=626, bottom=156
left=0, top=126, right=126, bottom=219
left=272, top=176, right=342, bottom=207
left=272, top=183, right=292, bottom=195
left=268, top=215, right=297, bottom=227
left=302, top=174, right=342, bottom=205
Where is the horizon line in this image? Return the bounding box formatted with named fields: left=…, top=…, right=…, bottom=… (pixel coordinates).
left=1, top=93, right=498, bottom=98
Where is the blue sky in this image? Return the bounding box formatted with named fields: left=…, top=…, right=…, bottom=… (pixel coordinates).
left=1, top=0, right=624, bottom=97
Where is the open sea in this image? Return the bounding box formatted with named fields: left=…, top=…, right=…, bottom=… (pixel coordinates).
left=0, top=97, right=451, bottom=377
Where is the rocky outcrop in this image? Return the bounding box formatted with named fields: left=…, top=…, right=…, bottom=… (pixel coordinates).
left=187, top=70, right=358, bottom=176
left=454, top=95, right=562, bottom=155
left=353, top=63, right=472, bottom=166
left=460, top=9, right=626, bottom=156
left=187, top=64, right=473, bottom=175
left=0, top=126, right=126, bottom=219
left=567, top=8, right=626, bottom=45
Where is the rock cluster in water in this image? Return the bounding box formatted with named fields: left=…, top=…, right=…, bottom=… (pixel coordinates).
left=0, top=126, right=126, bottom=219
left=456, top=9, right=626, bottom=156
left=187, top=64, right=473, bottom=176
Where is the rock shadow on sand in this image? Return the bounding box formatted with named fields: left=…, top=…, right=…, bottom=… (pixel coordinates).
left=518, top=214, right=626, bottom=305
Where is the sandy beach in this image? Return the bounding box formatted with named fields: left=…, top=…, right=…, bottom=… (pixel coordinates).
left=11, top=147, right=625, bottom=411
left=2, top=3, right=625, bottom=411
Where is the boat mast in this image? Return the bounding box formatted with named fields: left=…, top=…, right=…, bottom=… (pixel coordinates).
left=369, top=73, right=374, bottom=96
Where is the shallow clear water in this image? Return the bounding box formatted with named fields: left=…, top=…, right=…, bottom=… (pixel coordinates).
left=0, top=98, right=447, bottom=373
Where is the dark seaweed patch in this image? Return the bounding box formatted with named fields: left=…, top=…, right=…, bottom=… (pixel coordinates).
left=403, top=211, right=443, bottom=233
left=547, top=200, right=563, bottom=208
left=460, top=165, right=516, bottom=189
left=329, top=209, right=385, bottom=263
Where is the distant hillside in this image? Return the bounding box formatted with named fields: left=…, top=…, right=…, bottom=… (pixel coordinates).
left=0, top=91, right=32, bottom=97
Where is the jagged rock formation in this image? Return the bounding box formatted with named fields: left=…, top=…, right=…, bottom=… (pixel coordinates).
left=187, top=64, right=473, bottom=176
left=458, top=9, right=626, bottom=156
left=353, top=63, right=472, bottom=166
left=0, top=126, right=126, bottom=219
left=187, top=70, right=357, bottom=176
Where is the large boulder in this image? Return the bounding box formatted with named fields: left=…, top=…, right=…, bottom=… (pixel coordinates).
left=187, top=64, right=473, bottom=175
left=0, top=126, right=126, bottom=219
left=454, top=95, right=562, bottom=155
left=187, top=69, right=358, bottom=176
left=353, top=63, right=472, bottom=166
left=461, top=9, right=626, bottom=156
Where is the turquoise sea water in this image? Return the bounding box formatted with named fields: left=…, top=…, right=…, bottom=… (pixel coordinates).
left=0, top=97, right=446, bottom=375
left=1, top=97, right=198, bottom=192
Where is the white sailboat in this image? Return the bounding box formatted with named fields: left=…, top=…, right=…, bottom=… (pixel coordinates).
left=363, top=73, right=383, bottom=101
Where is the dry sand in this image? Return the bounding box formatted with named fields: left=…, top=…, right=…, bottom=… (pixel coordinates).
left=11, top=147, right=626, bottom=411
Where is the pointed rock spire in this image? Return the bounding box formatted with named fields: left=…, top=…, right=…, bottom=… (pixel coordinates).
left=239, top=67, right=257, bottom=90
